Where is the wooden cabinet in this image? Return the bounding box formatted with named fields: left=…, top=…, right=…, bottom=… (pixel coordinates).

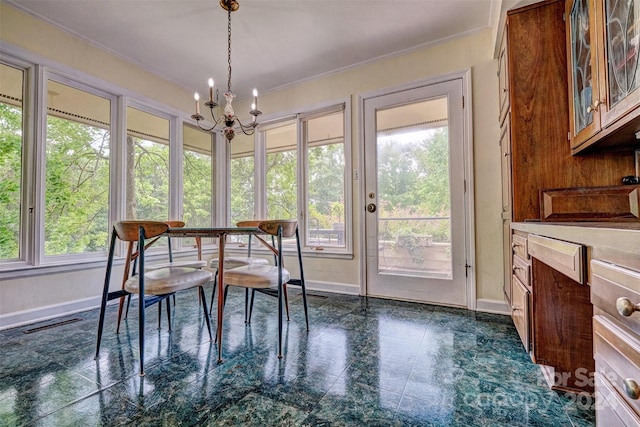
left=510, top=230, right=531, bottom=350
left=567, top=0, right=640, bottom=153
left=502, top=0, right=634, bottom=223
left=592, top=259, right=640, bottom=423
left=508, top=228, right=594, bottom=393
left=498, top=28, right=510, bottom=126
left=528, top=234, right=593, bottom=393
left=511, top=274, right=530, bottom=351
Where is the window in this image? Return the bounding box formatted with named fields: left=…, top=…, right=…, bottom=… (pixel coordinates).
left=0, top=63, right=24, bottom=261
left=248, top=103, right=349, bottom=254
left=229, top=131, right=255, bottom=226
left=304, top=111, right=345, bottom=248
left=44, top=80, right=111, bottom=256
left=1, top=54, right=216, bottom=272
left=183, top=123, right=214, bottom=247
left=126, top=106, right=169, bottom=221
left=265, top=121, right=297, bottom=220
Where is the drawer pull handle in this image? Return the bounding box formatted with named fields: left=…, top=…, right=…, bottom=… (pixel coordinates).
left=624, top=378, right=640, bottom=400
left=616, top=297, right=640, bottom=317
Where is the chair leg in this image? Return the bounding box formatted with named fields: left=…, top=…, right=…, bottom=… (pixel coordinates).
left=247, top=290, right=256, bottom=324
left=95, top=289, right=109, bottom=360
left=283, top=283, right=290, bottom=321
left=138, top=293, right=146, bottom=376
left=96, top=231, right=116, bottom=360
left=244, top=289, right=250, bottom=323
left=277, top=283, right=283, bottom=358
left=124, top=294, right=132, bottom=321
left=301, top=285, right=310, bottom=331
left=199, top=286, right=213, bottom=341
left=116, top=295, right=126, bottom=334
left=208, top=271, right=218, bottom=315
left=166, top=297, right=172, bottom=332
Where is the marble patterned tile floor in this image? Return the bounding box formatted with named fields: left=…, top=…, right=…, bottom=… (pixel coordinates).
left=0, top=287, right=595, bottom=426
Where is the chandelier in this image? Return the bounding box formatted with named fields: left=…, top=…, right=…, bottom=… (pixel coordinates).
left=191, top=0, right=261, bottom=141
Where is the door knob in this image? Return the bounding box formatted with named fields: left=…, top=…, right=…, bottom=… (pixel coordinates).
left=366, top=203, right=377, bottom=213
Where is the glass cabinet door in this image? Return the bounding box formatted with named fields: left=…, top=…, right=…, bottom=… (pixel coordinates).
left=569, top=0, right=597, bottom=137
left=604, top=0, right=640, bottom=113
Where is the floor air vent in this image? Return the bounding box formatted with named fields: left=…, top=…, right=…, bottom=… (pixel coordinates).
left=299, top=292, right=328, bottom=299
left=23, top=318, right=83, bottom=334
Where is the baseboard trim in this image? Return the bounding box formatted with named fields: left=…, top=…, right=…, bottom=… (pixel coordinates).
left=0, top=280, right=361, bottom=331
left=475, top=298, right=510, bottom=315
left=304, top=280, right=360, bottom=296
left=0, top=296, right=103, bottom=331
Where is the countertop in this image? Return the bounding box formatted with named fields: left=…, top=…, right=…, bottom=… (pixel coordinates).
left=511, top=221, right=640, bottom=274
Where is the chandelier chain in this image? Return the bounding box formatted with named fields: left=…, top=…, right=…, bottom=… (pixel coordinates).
left=191, top=0, right=261, bottom=141
left=227, top=7, right=232, bottom=93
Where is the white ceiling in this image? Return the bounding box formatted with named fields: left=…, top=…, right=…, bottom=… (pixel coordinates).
left=6, top=0, right=507, bottom=98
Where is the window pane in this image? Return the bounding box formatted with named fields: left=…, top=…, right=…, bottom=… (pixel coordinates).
left=0, top=64, right=24, bottom=260
left=230, top=132, right=254, bottom=226
left=305, top=111, right=345, bottom=248
left=183, top=124, right=213, bottom=246
left=265, top=121, right=296, bottom=220
left=45, top=80, right=111, bottom=256
left=126, top=106, right=169, bottom=221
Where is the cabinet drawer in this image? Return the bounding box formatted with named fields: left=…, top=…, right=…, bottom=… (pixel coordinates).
left=512, top=274, right=530, bottom=351
left=592, top=260, right=640, bottom=336
left=512, top=233, right=527, bottom=259
left=527, top=234, right=584, bottom=283
left=596, top=372, right=640, bottom=427
left=594, top=315, right=640, bottom=417
left=513, top=253, right=530, bottom=287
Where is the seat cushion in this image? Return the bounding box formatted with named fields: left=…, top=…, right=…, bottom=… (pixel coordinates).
left=146, top=260, right=207, bottom=271
left=125, top=267, right=212, bottom=295
left=223, top=264, right=290, bottom=289
left=209, top=256, right=269, bottom=270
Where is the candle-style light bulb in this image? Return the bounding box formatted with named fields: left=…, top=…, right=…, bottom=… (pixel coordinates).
left=208, top=78, right=214, bottom=102
left=252, top=88, right=258, bottom=111
left=194, top=92, right=200, bottom=115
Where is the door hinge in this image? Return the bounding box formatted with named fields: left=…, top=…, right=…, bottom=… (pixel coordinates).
left=464, top=179, right=467, bottom=192
left=562, top=12, right=566, bottom=22
left=462, top=96, right=465, bottom=108
left=465, top=263, right=471, bottom=277
left=567, top=131, right=571, bottom=141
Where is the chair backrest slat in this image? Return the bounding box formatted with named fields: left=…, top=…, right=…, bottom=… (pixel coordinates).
left=113, top=221, right=169, bottom=242
left=258, top=220, right=297, bottom=238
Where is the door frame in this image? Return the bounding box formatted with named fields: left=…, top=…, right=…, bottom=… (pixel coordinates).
left=357, top=69, right=476, bottom=309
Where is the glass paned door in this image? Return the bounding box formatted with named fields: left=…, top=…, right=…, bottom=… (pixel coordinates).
left=570, top=0, right=595, bottom=134
left=364, top=79, right=468, bottom=306
left=375, top=97, right=451, bottom=278
left=606, top=0, right=640, bottom=107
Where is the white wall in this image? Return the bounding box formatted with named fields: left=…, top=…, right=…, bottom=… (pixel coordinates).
left=0, top=2, right=505, bottom=328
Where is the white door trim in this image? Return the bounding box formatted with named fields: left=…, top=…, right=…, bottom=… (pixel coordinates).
left=357, top=68, right=476, bottom=309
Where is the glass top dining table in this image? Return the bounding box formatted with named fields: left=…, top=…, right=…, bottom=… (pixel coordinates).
left=165, top=226, right=261, bottom=363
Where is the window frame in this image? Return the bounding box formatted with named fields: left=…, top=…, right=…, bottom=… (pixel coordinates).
left=0, top=52, right=216, bottom=276
left=228, top=99, right=352, bottom=257
left=38, top=72, right=118, bottom=264
left=0, top=57, right=33, bottom=269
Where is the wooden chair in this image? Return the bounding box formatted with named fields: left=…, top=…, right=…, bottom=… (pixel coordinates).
left=120, top=220, right=206, bottom=331
left=207, top=220, right=269, bottom=318
left=221, top=220, right=309, bottom=358
left=95, top=220, right=213, bottom=375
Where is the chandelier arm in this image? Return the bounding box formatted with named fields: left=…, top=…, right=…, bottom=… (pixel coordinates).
left=235, top=117, right=258, bottom=132
left=208, top=107, right=224, bottom=126
left=195, top=121, right=218, bottom=133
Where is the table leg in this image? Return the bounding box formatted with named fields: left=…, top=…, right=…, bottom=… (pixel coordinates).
left=216, top=233, right=225, bottom=363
